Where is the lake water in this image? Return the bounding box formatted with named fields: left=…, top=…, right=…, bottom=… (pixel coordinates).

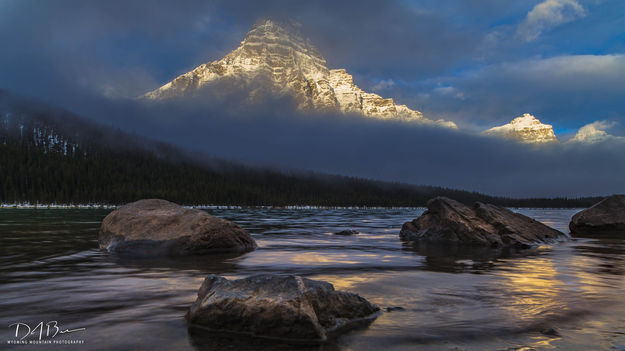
left=1, top=208, right=624, bottom=350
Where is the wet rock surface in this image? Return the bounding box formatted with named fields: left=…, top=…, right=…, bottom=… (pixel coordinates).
left=400, top=197, right=564, bottom=248
left=186, top=274, right=380, bottom=342
left=99, top=199, right=256, bottom=256
left=570, top=195, right=625, bottom=237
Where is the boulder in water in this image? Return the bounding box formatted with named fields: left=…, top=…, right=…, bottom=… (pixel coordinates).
left=186, top=274, right=380, bottom=342
left=569, top=195, right=625, bottom=237
left=400, top=197, right=564, bottom=248
left=99, top=199, right=257, bottom=256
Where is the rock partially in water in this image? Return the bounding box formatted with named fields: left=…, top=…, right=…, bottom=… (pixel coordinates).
left=400, top=197, right=564, bottom=248
left=99, top=199, right=256, bottom=256
left=541, top=327, right=561, bottom=337
left=569, top=195, right=625, bottom=237
left=186, top=274, right=380, bottom=342
left=333, top=229, right=359, bottom=236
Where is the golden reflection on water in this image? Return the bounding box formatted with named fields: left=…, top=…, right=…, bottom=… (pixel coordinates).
left=568, top=250, right=625, bottom=293
left=312, top=271, right=419, bottom=330
left=242, top=251, right=370, bottom=266
left=498, top=257, right=564, bottom=322
left=571, top=254, right=607, bottom=296
left=292, top=252, right=363, bottom=265
left=316, top=273, right=376, bottom=292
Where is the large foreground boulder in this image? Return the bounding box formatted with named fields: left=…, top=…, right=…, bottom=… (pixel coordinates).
left=186, top=274, right=380, bottom=342
left=400, top=197, right=564, bottom=248
left=99, top=199, right=257, bottom=256
left=570, top=195, right=625, bottom=237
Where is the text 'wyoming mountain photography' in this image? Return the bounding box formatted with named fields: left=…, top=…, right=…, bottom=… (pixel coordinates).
left=1, top=1, right=624, bottom=350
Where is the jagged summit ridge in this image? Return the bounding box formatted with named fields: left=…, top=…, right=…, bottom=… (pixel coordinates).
left=484, top=113, right=558, bottom=143
left=143, top=20, right=456, bottom=128
left=143, top=20, right=334, bottom=109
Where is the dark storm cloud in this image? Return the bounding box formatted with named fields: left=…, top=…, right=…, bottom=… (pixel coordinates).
left=0, top=0, right=245, bottom=100
left=0, top=0, right=483, bottom=101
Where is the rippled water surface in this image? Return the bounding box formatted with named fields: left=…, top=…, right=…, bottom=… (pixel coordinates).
left=1, top=208, right=624, bottom=350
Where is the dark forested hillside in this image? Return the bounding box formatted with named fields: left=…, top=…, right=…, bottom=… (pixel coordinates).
left=0, top=90, right=602, bottom=207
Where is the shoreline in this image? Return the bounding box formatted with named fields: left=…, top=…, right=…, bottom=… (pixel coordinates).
left=0, top=203, right=583, bottom=210
left=0, top=203, right=116, bottom=209
left=0, top=203, right=425, bottom=210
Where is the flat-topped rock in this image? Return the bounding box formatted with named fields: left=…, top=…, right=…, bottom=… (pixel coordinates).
left=99, top=199, right=256, bottom=256
left=400, top=197, right=564, bottom=248
left=570, top=195, right=625, bottom=237
left=186, top=274, right=379, bottom=342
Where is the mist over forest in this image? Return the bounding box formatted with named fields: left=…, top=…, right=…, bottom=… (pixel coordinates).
left=0, top=90, right=605, bottom=207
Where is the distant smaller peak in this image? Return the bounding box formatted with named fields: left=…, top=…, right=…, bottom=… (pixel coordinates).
left=484, top=113, right=557, bottom=143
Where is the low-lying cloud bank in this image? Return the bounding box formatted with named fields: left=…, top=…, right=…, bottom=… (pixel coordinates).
left=58, top=85, right=624, bottom=199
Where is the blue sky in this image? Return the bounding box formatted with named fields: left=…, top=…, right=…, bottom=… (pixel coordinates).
left=1, top=0, right=624, bottom=196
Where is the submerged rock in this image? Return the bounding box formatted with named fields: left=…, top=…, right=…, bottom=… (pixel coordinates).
left=99, top=199, right=256, bottom=256
left=400, top=197, right=564, bottom=248
left=541, top=327, right=561, bottom=337
left=333, top=229, right=359, bottom=236
left=569, top=195, right=625, bottom=237
left=186, top=274, right=380, bottom=342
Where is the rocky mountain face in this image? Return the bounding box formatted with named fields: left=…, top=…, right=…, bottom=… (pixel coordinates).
left=143, top=20, right=456, bottom=128
left=484, top=113, right=558, bottom=144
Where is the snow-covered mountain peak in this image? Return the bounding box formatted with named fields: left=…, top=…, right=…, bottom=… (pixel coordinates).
left=243, top=19, right=307, bottom=47
left=509, top=113, right=543, bottom=127
left=143, top=20, right=456, bottom=128
left=230, top=19, right=327, bottom=75
left=484, top=113, right=558, bottom=143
